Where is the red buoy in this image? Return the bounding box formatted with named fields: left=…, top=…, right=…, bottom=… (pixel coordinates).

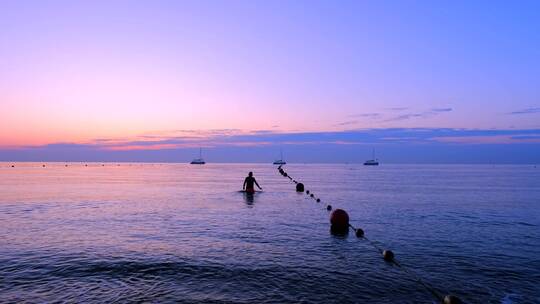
left=330, top=209, right=349, bottom=235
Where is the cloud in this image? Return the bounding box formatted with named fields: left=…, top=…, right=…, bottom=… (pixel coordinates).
left=3, top=128, right=540, bottom=163
left=384, top=107, right=452, bottom=122
left=509, top=107, right=540, bottom=115
left=348, top=113, right=381, bottom=119
left=340, top=107, right=452, bottom=123
left=9, top=127, right=540, bottom=151
left=108, top=127, right=540, bottom=148
left=431, top=107, right=453, bottom=112
left=252, top=130, right=276, bottom=134
left=334, top=120, right=360, bottom=126
left=141, top=129, right=244, bottom=138
left=384, top=113, right=426, bottom=122
left=511, top=135, right=540, bottom=140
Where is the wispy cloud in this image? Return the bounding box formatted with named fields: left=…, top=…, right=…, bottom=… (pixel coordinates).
left=384, top=108, right=453, bottom=122
left=3, top=128, right=540, bottom=163
left=511, top=135, right=540, bottom=140
left=334, top=120, right=361, bottom=126
left=348, top=113, right=381, bottom=119
left=384, top=113, right=426, bottom=122
left=509, top=107, right=540, bottom=115
left=431, top=107, right=453, bottom=112
left=252, top=130, right=276, bottom=134
left=142, top=129, right=244, bottom=137
left=341, top=107, right=453, bottom=124
left=11, top=127, right=540, bottom=152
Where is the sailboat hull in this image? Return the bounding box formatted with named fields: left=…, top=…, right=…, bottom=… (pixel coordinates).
left=364, top=149, right=379, bottom=165
left=273, top=149, right=286, bottom=165
left=190, top=148, right=206, bottom=164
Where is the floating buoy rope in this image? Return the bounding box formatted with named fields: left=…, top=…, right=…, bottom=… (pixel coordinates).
left=277, top=165, right=462, bottom=304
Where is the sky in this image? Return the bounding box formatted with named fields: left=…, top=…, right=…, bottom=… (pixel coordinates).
left=1, top=0, right=539, bottom=163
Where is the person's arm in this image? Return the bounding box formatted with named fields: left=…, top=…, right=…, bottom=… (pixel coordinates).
left=254, top=179, right=262, bottom=190
left=243, top=178, right=247, bottom=190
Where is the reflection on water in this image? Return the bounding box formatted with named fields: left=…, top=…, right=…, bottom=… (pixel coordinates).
left=243, top=192, right=255, bottom=205
left=0, top=163, right=539, bottom=303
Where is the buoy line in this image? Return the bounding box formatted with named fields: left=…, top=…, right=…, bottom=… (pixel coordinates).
left=277, top=165, right=462, bottom=304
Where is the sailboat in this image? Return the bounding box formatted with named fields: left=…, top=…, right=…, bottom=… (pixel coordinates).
left=363, top=148, right=379, bottom=166
left=190, top=148, right=206, bottom=165
left=273, top=149, right=286, bottom=165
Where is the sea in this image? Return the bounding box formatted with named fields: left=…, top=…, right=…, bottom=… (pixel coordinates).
left=0, top=163, right=539, bottom=303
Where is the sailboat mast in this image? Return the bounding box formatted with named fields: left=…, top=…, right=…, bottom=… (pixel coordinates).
left=199, top=147, right=202, bottom=159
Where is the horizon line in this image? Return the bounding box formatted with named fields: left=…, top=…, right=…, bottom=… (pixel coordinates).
left=1, top=161, right=538, bottom=165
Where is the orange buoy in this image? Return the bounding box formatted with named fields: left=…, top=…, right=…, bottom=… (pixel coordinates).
left=296, top=183, right=304, bottom=192
left=355, top=228, right=364, bottom=238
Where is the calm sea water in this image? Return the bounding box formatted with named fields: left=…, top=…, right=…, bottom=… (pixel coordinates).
left=0, top=163, right=539, bottom=303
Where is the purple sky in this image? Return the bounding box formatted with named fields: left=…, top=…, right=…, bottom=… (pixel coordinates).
left=1, top=1, right=539, bottom=163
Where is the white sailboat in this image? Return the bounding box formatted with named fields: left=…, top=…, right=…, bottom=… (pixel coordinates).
left=363, top=148, right=379, bottom=166
left=273, top=149, right=286, bottom=165
left=190, top=148, right=206, bottom=165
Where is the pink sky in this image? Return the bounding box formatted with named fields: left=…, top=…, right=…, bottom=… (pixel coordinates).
left=1, top=1, right=539, bottom=149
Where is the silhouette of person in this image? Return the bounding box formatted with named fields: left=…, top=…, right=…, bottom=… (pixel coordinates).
left=243, top=172, right=262, bottom=194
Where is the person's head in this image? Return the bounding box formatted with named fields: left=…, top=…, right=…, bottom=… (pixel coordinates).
left=248, top=172, right=253, bottom=177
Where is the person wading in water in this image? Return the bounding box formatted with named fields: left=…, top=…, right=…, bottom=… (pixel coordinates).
left=243, top=172, right=262, bottom=194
